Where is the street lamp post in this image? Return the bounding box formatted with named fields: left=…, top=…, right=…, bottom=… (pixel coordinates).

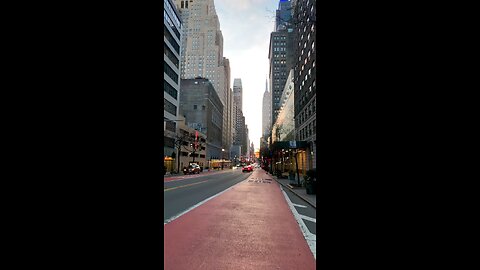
left=221, top=148, right=225, bottom=170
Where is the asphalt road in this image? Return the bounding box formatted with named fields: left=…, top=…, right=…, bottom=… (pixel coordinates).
left=164, top=168, right=253, bottom=222
left=282, top=187, right=317, bottom=235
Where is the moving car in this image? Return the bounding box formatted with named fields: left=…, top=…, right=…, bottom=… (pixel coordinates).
left=242, top=165, right=253, bottom=173
left=183, top=164, right=201, bottom=174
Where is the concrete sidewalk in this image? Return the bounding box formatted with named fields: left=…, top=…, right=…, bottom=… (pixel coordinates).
left=268, top=172, right=316, bottom=209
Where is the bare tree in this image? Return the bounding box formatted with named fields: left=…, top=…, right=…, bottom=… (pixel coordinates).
left=173, top=130, right=205, bottom=173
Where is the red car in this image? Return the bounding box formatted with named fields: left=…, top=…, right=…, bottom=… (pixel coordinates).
left=242, top=165, right=253, bottom=173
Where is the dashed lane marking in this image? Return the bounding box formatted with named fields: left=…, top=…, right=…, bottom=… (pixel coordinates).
left=164, top=180, right=210, bottom=192
left=280, top=186, right=316, bottom=260
left=164, top=179, right=246, bottom=225
left=299, top=214, right=316, bottom=223
left=292, top=203, right=308, bottom=208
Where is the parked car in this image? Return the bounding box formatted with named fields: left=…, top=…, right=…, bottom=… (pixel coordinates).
left=183, top=164, right=201, bottom=174
left=242, top=165, right=253, bottom=173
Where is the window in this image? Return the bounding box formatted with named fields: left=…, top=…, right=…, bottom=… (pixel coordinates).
left=181, top=1, right=184, bottom=8
left=164, top=42, right=179, bottom=68
left=202, top=105, right=206, bottom=110
left=164, top=26, right=180, bottom=54
left=164, top=60, right=178, bottom=83
left=164, top=80, right=178, bottom=100
left=164, top=98, right=177, bottom=116
left=165, top=121, right=176, bottom=132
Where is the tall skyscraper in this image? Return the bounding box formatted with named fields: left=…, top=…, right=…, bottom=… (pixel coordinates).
left=269, top=0, right=295, bottom=126
left=232, top=78, right=245, bottom=157
left=262, top=78, right=272, bottom=137
left=233, top=78, right=242, bottom=110
left=293, top=0, right=316, bottom=169
left=275, top=0, right=293, bottom=31
left=164, top=0, right=183, bottom=164
left=175, top=0, right=232, bottom=158
left=179, top=78, right=224, bottom=160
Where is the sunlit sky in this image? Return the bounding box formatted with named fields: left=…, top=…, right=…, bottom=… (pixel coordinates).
left=215, top=0, right=279, bottom=152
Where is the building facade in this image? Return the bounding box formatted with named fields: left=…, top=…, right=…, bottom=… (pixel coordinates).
left=269, top=0, right=295, bottom=126
left=164, top=0, right=183, bottom=160
left=175, top=0, right=232, bottom=158
left=179, top=78, right=224, bottom=161
left=232, top=78, right=245, bottom=158
left=262, top=79, right=272, bottom=138
left=177, top=116, right=207, bottom=171
left=293, top=0, right=316, bottom=170
left=272, top=69, right=295, bottom=143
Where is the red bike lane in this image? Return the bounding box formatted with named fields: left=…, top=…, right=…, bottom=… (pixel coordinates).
left=164, top=169, right=316, bottom=270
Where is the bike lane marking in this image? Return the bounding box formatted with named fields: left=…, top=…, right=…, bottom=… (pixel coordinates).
left=280, top=186, right=317, bottom=259
left=164, top=169, right=315, bottom=270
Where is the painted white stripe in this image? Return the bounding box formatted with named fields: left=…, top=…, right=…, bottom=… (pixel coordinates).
left=164, top=179, right=246, bottom=226
left=280, top=186, right=316, bottom=260
left=292, top=203, right=308, bottom=208
left=299, top=214, right=316, bottom=223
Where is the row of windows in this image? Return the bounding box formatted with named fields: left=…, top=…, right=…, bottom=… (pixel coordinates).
left=298, top=120, right=316, bottom=141
left=297, top=99, right=316, bottom=126
left=164, top=42, right=179, bottom=68
left=165, top=121, right=176, bottom=132
left=164, top=98, right=177, bottom=116
left=180, top=0, right=189, bottom=9
left=273, top=36, right=286, bottom=40
left=193, top=104, right=206, bottom=110
left=164, top=10, right=181, bottom=40
left=164, top=0, right=181, bottom=28
left=164, top=60, right=179, bottom=83
left=164, top=25, right=180, bottom=54
left=164, top=80, right=178, bottom=100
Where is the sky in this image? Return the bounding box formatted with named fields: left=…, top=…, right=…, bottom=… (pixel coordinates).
left=214, top=0, right=280, bottom=152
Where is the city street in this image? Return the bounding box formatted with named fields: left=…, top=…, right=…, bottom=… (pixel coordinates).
left=164, top=168, right=316, bottom=269
left=164, top=169, right=249, bottom=222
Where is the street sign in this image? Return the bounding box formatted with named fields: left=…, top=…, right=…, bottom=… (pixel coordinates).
left=289, top=141, right=297, bottom=148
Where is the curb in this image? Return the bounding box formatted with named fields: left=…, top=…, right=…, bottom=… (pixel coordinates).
left=270, top=174, right=316, bottom=209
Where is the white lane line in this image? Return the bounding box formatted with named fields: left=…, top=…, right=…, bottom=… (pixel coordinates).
left=299, top=214, right=316, bottom=223
left=280, top=186, right=316, bottom=260
left=292, top=203, right=308, bottom=208
left=164, top=179, right=246, bottom=226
